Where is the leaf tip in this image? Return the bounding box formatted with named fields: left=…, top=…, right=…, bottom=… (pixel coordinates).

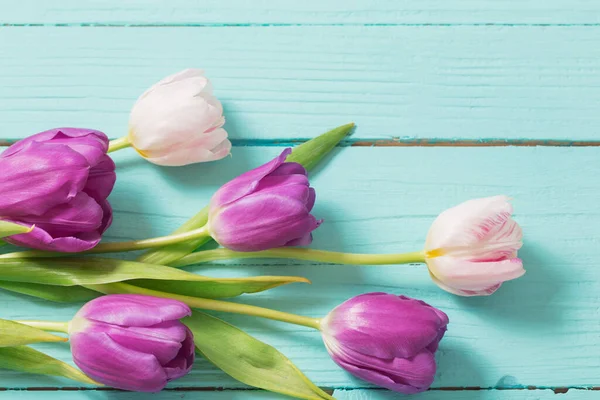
left=335, top=122, right=355, bottom=137
left=296, top=276, right=312, bottom=284
left=282, top=276, right=312, bottom=285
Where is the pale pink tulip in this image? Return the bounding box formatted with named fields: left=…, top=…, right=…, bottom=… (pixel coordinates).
left=424, top=196, right=525, bottom=296
left=128, top=69, right=231, bottom=166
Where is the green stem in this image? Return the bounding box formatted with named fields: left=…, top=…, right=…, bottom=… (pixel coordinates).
left=137, top=206, right=211, bottom=265
left=91, top=226, right=210, bottom=253
left=14, top=320, right=70, bottom=334
left=173, top=248, right=427, bottom=268
left=0, top=226, right=211, bottom=259
left=87, top=282, right=322, bottom=330
left=107, top=136, right=131, bottom=153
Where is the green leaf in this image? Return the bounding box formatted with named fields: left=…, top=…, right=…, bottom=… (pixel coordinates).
left=285, top=122, right=354, bottom=171
left=0, top=257, right=228, bottom=286
left=0, top=281, right=99, bottom=303
left=185, top=311, right=333, bottom=400
left=0, top=346, right=98, bottom=385
left=0, top=221, right=33, bottom=239
left=0, top=319, right=66, bottom=346
left=0, top=258, right=308, bottom=300
left=137, top=122, right=354, bottom=267
left=131, top=275, right=310, bottom=299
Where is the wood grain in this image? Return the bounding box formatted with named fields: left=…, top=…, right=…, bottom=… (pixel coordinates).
left=3, top=0, right=600, bottom=25
left=1, top=26, right=600, bottom=141
left=0, top=146, right=598, bottom=392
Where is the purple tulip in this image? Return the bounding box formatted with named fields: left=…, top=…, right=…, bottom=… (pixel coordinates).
left=320, top=293, right=449, bottom=394
left=208, top=148, right=321, bottom=251
left=69, top=294, right=195, bottom=392
left=0, top=128, right=116, bottom=252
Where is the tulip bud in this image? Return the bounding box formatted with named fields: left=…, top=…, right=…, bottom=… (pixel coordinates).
left=128, top=69, right=231, bottom=166
left=425, top=195, right=525, bottom=296
left=0, top=128, right=116, bottom=252
left=208, top=148, right=321, bottom=251
left=69, top=294, right=194, bottom=392
left=320, top=293, right=448, bottom=394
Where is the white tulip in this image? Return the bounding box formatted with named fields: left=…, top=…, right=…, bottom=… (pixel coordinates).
left=128, top=69, right=231, bottom=166
left=424, top=196, right=525, bottom=296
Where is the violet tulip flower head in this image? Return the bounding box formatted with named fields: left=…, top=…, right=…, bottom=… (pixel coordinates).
left=128, top=69, right=232, bottom=166
left=320, top=293, right=448, bottom=394
left=424, top=195, right=525, bottom=296
left=208, top=148, right=321, bottom=251
left=0, top=128, right=116, bottom=252
left=69, top=294, right=195, bottom=392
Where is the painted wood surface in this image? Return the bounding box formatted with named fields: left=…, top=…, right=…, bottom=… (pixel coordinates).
left=1, top=389, right=597, bottom=400
left=1, top=1, right=599, bottom=399
left=0, top=147, right=599, bottom=394
left=1, top=26, right=600, bottom=141
left=3, top=1, right=600, bottom=25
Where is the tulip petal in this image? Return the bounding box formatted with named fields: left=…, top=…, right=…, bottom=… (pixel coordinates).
left=326, top=340, right=436, bottom=394
left=15, top=192, right=103, bottom=237
left=323, top=293, right=448, bottom=359
left=210, top=148, right=292, bottom=207
left=126, top=321, right=189, bottom=342
left=79, top=295, right=192, bottom=327
left=84, top=155, right=116, bottom=202
left=71, top=331, right=168, bottom=392
left=425, top=196, right=523, bottom=260
left=137, top=69, right=208, bottom=101
left=270, top=162, right=307, bottom=177
left=0, top=142, right=90, bottom=216
left=143, top=128, right=232, bottom=166
left=428, top=256, right=525, bottom=292
left=163, top=326, right=195, bottom=380
left=255, top=174, right=310, bottom=193
left=306, top=187, right=317, bottom=212
left=211, top=192, right=319, bottom=252
left=1, top=128, right=109, bottom=163
left=4, top=225, right=102, bottom=252
left=285, top=233, right=314, bottom=247
left=429, top=273, right=502, bottom=296
left=130, top=80, right=221, bottom=151
left=255, top=178, right=311, bottom=204
left=95, top=197, right=114, bottom=235
left=104, top=322, right=186, bottom=365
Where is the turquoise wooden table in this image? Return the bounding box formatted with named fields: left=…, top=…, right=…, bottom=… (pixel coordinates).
left=1, top=1, right=600, bottom=399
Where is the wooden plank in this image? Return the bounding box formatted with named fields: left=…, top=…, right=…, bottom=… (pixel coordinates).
left=334, top=390, right=600, bottom=399
left=0, top=389, right=598, bottom=400
left=0, top=146, right=598, bottom=390
left=1, top=26, right=600, bottom=141
left=3, top=0, right=600, bottom=25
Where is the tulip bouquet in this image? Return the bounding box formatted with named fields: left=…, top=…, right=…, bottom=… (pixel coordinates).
left=0, top=69, right=525, bottom=398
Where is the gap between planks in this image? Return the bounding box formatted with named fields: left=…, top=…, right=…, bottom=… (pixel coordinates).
left=2, top=139, right=600, bottom=147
